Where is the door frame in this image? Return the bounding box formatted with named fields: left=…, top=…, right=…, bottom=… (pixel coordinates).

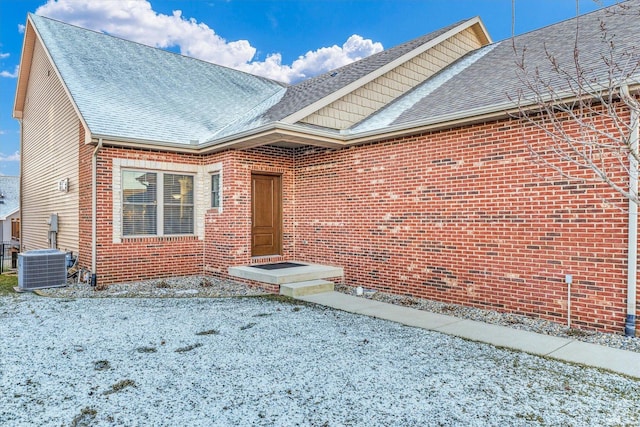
left=251, top=172, right=283, bottom=257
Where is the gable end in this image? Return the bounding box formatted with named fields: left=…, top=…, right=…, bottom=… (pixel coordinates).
left=289, top=18, right=491, bottom=130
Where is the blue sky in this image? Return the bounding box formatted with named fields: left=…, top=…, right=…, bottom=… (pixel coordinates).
left=0, top=0, right=616, bottom=177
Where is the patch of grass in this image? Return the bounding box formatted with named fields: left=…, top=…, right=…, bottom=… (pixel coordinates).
left=70, top=406, right=97, bottom=427
left=175, top=343, right=202, bottom=353
left=0, top=274, right=18, bottom=296
left=103, top=379, right=136, bottom=395
left=252, top=313, right=272, bottom=317
left=136, top=346, right=157, bottom=353
left=195, top=329, right=219, bottom=336
left=200, top=278, right=213, bottom=287
left=240, top=322, right=257, bottom=330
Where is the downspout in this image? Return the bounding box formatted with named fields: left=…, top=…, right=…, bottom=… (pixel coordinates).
left=622, top=85, right=638, bottom=337
left=91, top=138, right=103, bottom=286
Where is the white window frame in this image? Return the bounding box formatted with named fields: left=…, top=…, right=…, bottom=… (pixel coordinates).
left=211, top=172, right=221, bottom=210
left=112, top=159, right=222, bottom=243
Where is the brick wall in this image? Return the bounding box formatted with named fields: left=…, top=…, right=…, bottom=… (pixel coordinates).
left=294, top=115, right=637, bottom=333
left=94, top=146, right=204, bottom=284
left=203, top=147, right=295, bottom=274
left=86, top=112, right=637, bottom=333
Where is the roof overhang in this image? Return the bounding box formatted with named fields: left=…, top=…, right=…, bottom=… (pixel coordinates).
left=13, top=16, right=37, bottom=119
left=14, top=15, right=92, bottom=144
left=0, top=207, right=20, bottom=221
left=89, top=107, right=517, bottom=153
left=89, top=82, right=639, bottom=154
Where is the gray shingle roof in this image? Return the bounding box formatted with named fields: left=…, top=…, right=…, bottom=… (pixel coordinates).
left=26, top=1, right=640, bottom=148
left=0, top=176, right=19, bottom=219
left=30, top=14, right=287, bottom=145
left=263, top=20, right=469, bottom=122
left=374, top=0, right=640, bottom=130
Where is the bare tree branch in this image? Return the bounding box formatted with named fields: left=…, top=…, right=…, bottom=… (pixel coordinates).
left=510, top=1, right=640, bottom=207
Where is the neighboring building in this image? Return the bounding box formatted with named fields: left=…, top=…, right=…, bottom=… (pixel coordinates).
left=0, top=176, right=20, bottom=247
left=13, top=2, right=640, bottom=334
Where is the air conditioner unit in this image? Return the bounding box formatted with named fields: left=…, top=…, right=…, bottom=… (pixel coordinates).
left=18, top=249, right=67, bottom=291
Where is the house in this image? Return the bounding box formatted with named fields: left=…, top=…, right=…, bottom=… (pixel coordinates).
left=0, top=176, right=20, bottom=255
left=13, top=1, right=640, bottom=335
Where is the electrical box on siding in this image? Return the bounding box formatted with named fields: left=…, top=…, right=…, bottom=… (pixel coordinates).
left=48, top=214, right=58, bottom=232
left=18, top=249, right=67, bottom=291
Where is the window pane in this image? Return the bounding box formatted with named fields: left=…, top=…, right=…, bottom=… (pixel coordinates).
left=164, top=174, right=193, bottom=234
left=164, top=206, right=194, bottom=234
left=123, top=171, right=157, bottom=203
left=123, top=204, right=157, bottom=235
left=211, top=174, right=220, bottom=208
left=123, top=171, right=157, bottom=235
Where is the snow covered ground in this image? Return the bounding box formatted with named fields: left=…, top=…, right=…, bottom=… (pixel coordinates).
left=1, top=293, right=639, bottom=426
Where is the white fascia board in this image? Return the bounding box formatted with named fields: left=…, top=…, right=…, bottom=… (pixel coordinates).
left=90, top=134, right=202, bottom=153
left=281, top=17, right=489, bottom=125
left=0, top=207, right=20, bottom=221
left=12, top=16, right=33, bottom=119
left=91, top=82, right=640, bottom=154
left=342, top=82, right=640, bottom=145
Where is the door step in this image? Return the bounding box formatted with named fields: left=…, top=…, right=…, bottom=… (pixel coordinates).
left=280, top=280, right=335, bottom=297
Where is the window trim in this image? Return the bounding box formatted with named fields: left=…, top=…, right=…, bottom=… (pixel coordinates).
left=163, top=173, right=196, bottom=235
left=211, top=172, right=221, bottom=209
left=122, top=170, right=195, bottom=237
left=113, top=159, right=222, bottom=243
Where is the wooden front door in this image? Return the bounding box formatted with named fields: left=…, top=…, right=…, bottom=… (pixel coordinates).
left=251, top=173, right=282, bottom=256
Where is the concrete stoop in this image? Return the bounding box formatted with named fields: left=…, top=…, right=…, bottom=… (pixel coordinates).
left=228, top=262, right=342, bottom=297
left=279, top=280, right=335, bottom=297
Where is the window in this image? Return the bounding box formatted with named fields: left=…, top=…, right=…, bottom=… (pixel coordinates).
left=211, top=174, right=220, bottom=208
left=164, top=174, right=194, bottom=234
left=123, top=171, right=157, bottom=235
left=122, top=170, right=194, bottom=236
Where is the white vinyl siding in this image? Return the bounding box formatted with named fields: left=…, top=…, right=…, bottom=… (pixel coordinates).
left=21, top=38, right=79, bottom=253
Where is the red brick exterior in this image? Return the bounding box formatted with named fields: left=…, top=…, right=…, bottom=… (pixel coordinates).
left=294, top=117, right=634, bottom=333
left=203, top=147, right=295, bottom=275
left=81, top=112, right=638, bottom=334
left=86, top=147, right=204, bottom=285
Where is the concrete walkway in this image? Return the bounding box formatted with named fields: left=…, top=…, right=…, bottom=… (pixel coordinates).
left=297, top=291, right=640, bottom=379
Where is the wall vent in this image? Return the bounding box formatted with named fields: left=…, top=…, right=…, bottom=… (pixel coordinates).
left=18, top=249, right=67, bottom=291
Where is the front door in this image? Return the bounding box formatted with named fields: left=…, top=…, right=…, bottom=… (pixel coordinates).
left=251, top=173, right=282, bottom=256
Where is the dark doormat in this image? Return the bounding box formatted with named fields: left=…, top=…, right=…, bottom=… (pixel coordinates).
left=252, top=262, right=306, bottom=270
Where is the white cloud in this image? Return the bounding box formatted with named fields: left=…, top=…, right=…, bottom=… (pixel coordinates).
left=18, top=24, right=26, bottom=34
left=0, top=65, right=19, bottom=78
left=35, top=0, right=383, bottom=83
left=0, top=152, right=20, bottom=162
left=240, top=35, right=383, bottom=82
left=0, top=52, right=9, bottom=59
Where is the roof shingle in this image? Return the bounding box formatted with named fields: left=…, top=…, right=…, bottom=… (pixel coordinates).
left=30, top=14, right=287, bottom=145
